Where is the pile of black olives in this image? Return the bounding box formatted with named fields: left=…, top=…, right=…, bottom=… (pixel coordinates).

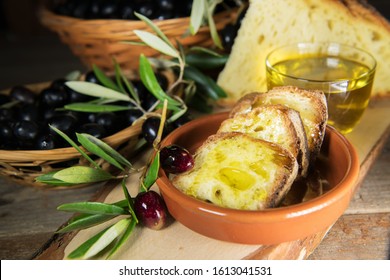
left=52, top=0, right=239, bottom=20
left=0, top=71, right=182, bottom=150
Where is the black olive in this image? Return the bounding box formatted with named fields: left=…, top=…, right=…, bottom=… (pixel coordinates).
left=72, top=0, right=90, bottom=18
left=0, top=122, right=14, bottom=144
left=9, top=86, right=37, bottom=105
left=0, top=107, right=16, bottom=122
left=65, top=84, right=94, bottom=103
left=40, top=87, right=69, bottom=108
left=48, top=114, right=78, bottom=136
left=84, top=70, right=101, bottom=84
left=100, top=0, right=119, bottom=18
left=0, top=94, right=11, bottom=105
left=13, top=120, right=39, bottom=142
left=136, top=1, right=155, bottom=18
left=171, top=113, right=193, bottom=128
left=77, top=123, right=107, bottom=139
left=17, top=104, right=40, bottom=122
left=95, top=112, right=120, bottom=135
left=122, top=108, right=143, bottom=126
left=35, top=133, right=56, bottom=150
left=157, top=0, right=174, bottom=12
left=118, top=1, right=136, bottom=19
left=220, top=23, right=238, bottom=51
left=50, top=78, right=68, bottom=92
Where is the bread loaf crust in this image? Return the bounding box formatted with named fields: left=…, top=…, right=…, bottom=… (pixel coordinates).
left=217, top=0, right=390, bottom=105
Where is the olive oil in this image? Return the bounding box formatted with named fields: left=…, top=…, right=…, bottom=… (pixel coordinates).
left=267, top=56, right=375, bottom=134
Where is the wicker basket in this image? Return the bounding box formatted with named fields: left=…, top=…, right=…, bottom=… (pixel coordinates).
left=0, top=81, right=147, bottom=188
left=38, top=5, right=237, bottom=72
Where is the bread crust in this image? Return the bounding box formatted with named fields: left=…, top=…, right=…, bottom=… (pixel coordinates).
left=230, top=86, right=328, bottom=163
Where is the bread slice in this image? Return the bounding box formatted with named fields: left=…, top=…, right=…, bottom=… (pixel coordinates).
left=172, top=132, right=299, bottom=210
left=218, top=104, right=309, bottom=177
left=230, top=86, right=328, bottom=162
left=217, top=0, right=390, bottom=105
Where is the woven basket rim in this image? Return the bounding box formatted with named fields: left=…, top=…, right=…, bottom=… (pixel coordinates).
left=39, top=5, right=237, bottom=30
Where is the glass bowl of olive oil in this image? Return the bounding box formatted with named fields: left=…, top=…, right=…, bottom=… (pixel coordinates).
left=265, top=42, right=376, bottom=134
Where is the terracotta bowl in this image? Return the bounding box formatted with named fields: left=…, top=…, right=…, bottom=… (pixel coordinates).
left=156, top=112, right=360, bottom=244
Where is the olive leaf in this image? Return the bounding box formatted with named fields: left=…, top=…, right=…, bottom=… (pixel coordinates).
left=92, top=64, right=121, bottom=92
left=190, top=0, right=206, bottom=35
left=206, top=0, right=223, bottom=49
left=35, top=171, right=78, bottom=186
left=65, top=70, right=82, bottom=81
left=106, top=218, right=137, bottom=259
left=139, top=54, right=181, bottom=108
left=134, top=12, right=175, bottom=49
left=133, top=30, right=179, bottom=58
left=76, top=133, right=132, bottom=171
left=114, top=61, right=141, bottom=104
left=185, top=52, right=229, bottom=69
left=57, top=200, right=129, bottom=233
left=183, top=65, right=227, bottom=100
left=52, top=166, right=114, bottom=184
left=64, top=103, right=130, bottom=112
left=121, top=179, right=138, bottom=223
left=57, top=201, right=127, bottom=215
left=49, top=125, right=99, bottom=169
left=142, top=151, right=160, bottom=191
left=65, top=81, right=131, bottom=102
left=67, top=218, right=131, bottom=259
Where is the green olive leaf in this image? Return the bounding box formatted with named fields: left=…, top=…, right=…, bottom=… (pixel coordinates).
left=35, top=171, right=77, bottom=186
left=65, top=70, right=82, bottom=81
left=106, top=218, right=136, bottom=259
left=67, top=218, right=131, bottom=259
left=185, top=52, right=229, bottom=69
left=65, top=81, right=131, bottom=102
left=57, top=214, right=115, bottom=233
left=134, top=30, right=179, bottom=58
left=53, top=166, right=114, bottom=184
left=121, top=179, right=138, bottom=223
left=64, top=103, right=130, bottom=112
left=92, top=64, right=121, bottom=92
left=139, top=54, right=181, bottom=107
left=134, top=12, right=174, bottom=49
left=183, top=65, right=227, bottom=100
left=77, top=133, right=132, bottom=170
left=206, top=0, right=224, bottom=49
left=49, top=125, right=99, bottom=169
left=113, top=61, right=141, bottom=104
left=142, top=151, right=160, bottom=191
left=190, top=0, right=206, bottom=35
left=57, top=201, right=127, bottom=215
left=57, top=200, right=129, bottom=233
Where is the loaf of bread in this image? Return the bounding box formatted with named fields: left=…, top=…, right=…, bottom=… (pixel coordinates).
left=217, top=0, right=390, bottom=105
left=172, top=132, right=299, bottom=210
left=230, top=86, right=328, bottom=163
left=218, top=104, right=309, bottom=177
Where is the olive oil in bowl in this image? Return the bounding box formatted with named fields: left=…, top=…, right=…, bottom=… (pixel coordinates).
left=266, top=43, right=376, bottom=134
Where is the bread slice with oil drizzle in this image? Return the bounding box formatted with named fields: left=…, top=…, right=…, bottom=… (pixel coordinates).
left=172, top=132, right=298, bottom=210
left=219, top=104, right=309, bottom=177
left=230, top=86, right=328, bottom=163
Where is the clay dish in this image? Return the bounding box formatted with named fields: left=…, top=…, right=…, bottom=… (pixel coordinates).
left=156, top=112, right=359, bottom=244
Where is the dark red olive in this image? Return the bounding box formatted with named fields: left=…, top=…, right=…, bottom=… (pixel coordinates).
left=134, top=190, right=168, bottom=230
left=160, top=144, right=194, bottom=174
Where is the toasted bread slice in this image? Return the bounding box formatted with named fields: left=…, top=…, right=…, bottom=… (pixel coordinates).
left=230, top=86, right=328, bottom=162
left=217, top=0, right=390, bottom=105
left=172, top=132, right=298, bottom=210
left=219, top=105, right=309, bottom=177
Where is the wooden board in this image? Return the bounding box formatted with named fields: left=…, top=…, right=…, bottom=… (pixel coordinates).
left=35, top=99, right=390, bottom=260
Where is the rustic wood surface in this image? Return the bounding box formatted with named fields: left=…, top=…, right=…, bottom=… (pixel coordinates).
left=1, top=0, right=390, bottom=259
